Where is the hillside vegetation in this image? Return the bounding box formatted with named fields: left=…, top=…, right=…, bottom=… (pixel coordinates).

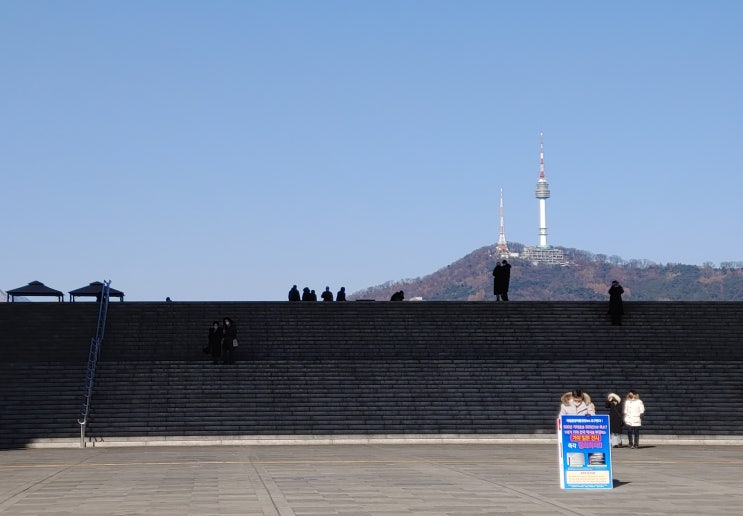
left=350, top=243, right=743, bottom=301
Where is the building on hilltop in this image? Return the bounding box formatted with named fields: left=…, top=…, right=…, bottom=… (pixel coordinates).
left=522, top=132, right=566, bottom=265
left=522, top=246, right=565, bottom=265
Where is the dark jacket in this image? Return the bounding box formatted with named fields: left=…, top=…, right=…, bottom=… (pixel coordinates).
left=493, top=264, right=507, bottom=295
left=609, top=283, right=624, bottom=314
left=288, top=286, right=301, bottom=301
left=502, top=261, right=512, bottom=291
left=222, top=321, right=237, bottom=348
left=605, top=398, right=624, bottom=434
left=208, top=326, right=222, bottom=358
left=493, top=262, right=503, bottom=296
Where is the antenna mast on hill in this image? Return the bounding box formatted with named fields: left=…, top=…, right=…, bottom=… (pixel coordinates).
left=495, top=188, right=511, bottom=259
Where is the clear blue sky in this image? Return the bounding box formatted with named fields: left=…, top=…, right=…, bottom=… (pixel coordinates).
left=2, top=1, right=741, bottom=301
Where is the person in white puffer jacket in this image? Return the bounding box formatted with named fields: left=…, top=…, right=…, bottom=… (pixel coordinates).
left=623, top=390, right=645, bottom=448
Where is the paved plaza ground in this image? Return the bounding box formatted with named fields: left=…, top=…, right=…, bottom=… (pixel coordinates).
left=1, top=443, right=742, bottom=515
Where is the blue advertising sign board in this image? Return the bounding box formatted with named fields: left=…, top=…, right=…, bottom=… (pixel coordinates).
left=557, top=414, right=613, bottom=489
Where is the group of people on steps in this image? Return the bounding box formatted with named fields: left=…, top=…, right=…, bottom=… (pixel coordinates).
left=204, top=317, right=238, bottom=364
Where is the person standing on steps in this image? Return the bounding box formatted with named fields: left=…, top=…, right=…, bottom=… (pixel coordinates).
left=624, top=389, right=645, bottom=448
left=288, top=285, right=301, bottom=301
left=336, top=287, right=346, bottom=301
left=207, top=320, right=222, bottom=364
left=221, top=317, right=238, bottom=364
left=501, top=260, right=512, bottom=301
left=321, top=286, right=334, bottom=302
left=492, top=262, right=504, bottom=301
left=608, top=280, right=624, bottom=325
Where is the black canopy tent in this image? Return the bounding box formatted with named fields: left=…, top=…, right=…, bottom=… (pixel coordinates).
left=6, top=281, right=64, bottom=302
left=68, top=282, right=125, bottom=302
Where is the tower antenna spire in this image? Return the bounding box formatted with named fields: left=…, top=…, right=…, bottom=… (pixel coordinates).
left=538, top=131, right=546, bottom=179
left=495, top=188, right=510, bottom=258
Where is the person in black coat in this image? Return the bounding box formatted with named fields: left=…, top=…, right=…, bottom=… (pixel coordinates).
left=288, top=285, right=301, bottom=301
left=321, top=286, right=334, bottom=302
left=605, top=392, right=624, bottom=447
left=301, top=287, right=312, bottom=301
left=336, top=287, right=346, bottom=301
left=501, top=260, right=512, bottom=301
left=221, top=317, right=237, bottom=364
left=492, top=262, right=504, bottom=301
left=207, top=320, right=222, bottom=364
left=608, top=280, right=624, bottom=325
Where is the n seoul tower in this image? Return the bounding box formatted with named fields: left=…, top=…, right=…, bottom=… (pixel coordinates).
left=535, top=132, right=551, bottom=248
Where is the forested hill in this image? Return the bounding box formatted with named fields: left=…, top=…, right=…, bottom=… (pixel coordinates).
left=350, top=243, right=743, bottom=301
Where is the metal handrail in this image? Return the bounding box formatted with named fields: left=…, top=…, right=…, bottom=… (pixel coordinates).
left=78, top=280, right=111, bottom=447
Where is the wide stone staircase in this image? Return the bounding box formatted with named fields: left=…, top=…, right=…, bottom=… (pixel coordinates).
left=1, top=301, right=741, bottom=448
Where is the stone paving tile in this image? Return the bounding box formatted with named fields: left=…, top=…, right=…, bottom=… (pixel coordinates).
left=1, top=444, right=742, bottom=515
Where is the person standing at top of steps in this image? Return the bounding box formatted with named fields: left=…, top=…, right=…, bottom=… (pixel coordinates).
left=492, top=260, right=512, bottom=301
left=501, top=260, right=512, bottom=300
left=288, top=285, right=301, bottom=301
left=492, top=261, right=504, bottom=301
left=321, top=286, right=334, bottom=302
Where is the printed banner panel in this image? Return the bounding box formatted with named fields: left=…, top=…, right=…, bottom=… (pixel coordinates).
left=557, top=414, right=613, bottom=489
